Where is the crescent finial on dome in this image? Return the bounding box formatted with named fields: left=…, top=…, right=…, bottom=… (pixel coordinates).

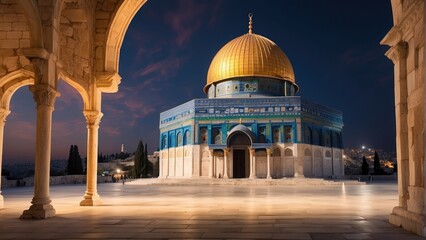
left=248, top=13, right=253, bottom=34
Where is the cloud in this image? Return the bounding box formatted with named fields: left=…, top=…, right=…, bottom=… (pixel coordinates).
left=133, top=56, right=185, bottom=80
left=4, top=119, right=35, bottom=141
left=52, top=119, right=85, bottom=138
left=164, top=0, right=209, bottom=46
left=101, top=125, right=121, bottom=137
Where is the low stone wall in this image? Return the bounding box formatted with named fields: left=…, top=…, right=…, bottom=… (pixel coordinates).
left=345, top=174, right=397, bottom=182
left=1, top=175, right=113, bottom=188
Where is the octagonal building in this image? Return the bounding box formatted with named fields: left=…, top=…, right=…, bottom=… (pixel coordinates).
left=159, top=16, right=344, bottom=179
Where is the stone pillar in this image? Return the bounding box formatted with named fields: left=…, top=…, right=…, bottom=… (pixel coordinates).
left=0, top=108, right=10, bottom=209
left=209, top=149, right=214, bottom=178
left=387, top=42, right=409, bottom=209
left=21, top=84, right=58, bottom=219
left=249, top=148, right=255, bottom=179
left=266, top=148, right=272, bottom=179
left=80, top=110, right=103, bottom=206
left=223, top=148, right=229, bottom=178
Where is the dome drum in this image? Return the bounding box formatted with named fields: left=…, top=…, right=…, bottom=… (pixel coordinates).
left=207, top=77, right=298, bottom=98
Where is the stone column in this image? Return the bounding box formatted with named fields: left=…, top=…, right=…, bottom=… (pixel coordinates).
left=21, top=84, right=58, bottom=219
left=249, top=148, right=255, bottom=179
left=0, top=108, right=10, bottom=209
left=223, top=148, right=229, bottom=178
left=209, top=149, right=214, bottom=178
left=80, top=110, right=103, bottom=206
left=386, top=42, right=409, bottom=209
left=266, top=148, right=272, bottom=179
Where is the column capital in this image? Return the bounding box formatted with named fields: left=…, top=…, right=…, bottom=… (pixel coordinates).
left=266, top=148, right=271, bottom=155
left=385, top=41, right=408, bottom=64
left=249, top=148, right=255, bottom=155
left=30, top=84, right=58, bottom=107
left=83, top=110, right=103, bottom=127
left=223, top=148, right=230, bottom=156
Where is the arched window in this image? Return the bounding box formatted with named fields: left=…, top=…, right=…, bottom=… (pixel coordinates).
left=169, top=133, right=176, bottom=147
left=200, top=128, right=208, bottom=144
left=304, top=148, right=312, bottom=156
left=305, top=127, right=312, bottom=144
left=273, top=148, right=281, bottom=157
left=333, top=132, right=341, bottom=148
left=177, top=132, right=183, bottom=147
left=258, top=127, right=266, bottom=143
left=284, top=126, right=292, bottom=143
left=213, top=129, right=222, bottom=144
left=273, top=128, right=280, bottom=143
left=325, top=150, right=331, bottom=158
left=324, top=131, right=331, bottom=147
left=162, top=135, right=167, bottom=149
left=313, top=129, right=322, bottom=145
left=183, top=130, right=191, bottom=145
left=284, top=148, right=293, bottom=157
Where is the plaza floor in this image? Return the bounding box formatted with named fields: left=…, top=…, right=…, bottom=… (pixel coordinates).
left=0, top=180, right=424, bottom=240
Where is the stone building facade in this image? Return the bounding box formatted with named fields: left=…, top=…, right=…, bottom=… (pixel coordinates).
left=381, top=0, right=425, bottom=236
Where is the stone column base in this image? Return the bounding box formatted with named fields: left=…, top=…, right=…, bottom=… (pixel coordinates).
left=389, top=206, right=426, bottom=236
left=20, top=203, right=56, bottom=219
left=80, top=193, right=102, bottom=206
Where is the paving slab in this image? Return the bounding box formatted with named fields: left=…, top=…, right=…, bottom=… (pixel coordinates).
left=0, top=181, right=424, bottom=239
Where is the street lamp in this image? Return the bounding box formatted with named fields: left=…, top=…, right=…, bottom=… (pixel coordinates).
left=117, top=169, right=121, bottom=174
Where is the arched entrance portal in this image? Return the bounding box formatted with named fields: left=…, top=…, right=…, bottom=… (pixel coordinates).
left=229, top=132, right=251, bottom=178
left=226, top=125, right=255, bottom=179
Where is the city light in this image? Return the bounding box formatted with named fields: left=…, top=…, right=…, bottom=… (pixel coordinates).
left=116, top=169, right=121, bottom=174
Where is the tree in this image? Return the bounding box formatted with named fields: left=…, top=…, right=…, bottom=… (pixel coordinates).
left=133, top=140, right=144, bottom=178
left=67, top=145, right=84, bottom=175
left=361, top=156, right=369, bottom=175
left=142, top=143, right=148, bottom=177
left=374, top=151, right=382, bottom=174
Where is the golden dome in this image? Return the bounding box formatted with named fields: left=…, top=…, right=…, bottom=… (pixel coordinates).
left=204, top=33, right=296, bottom=93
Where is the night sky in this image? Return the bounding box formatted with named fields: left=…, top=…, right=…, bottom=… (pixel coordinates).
left=4, top=0, right=394, bottom=163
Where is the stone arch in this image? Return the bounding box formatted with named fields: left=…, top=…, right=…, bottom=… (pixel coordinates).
left=284, top=148, right=293, bottom=157
left=325, top=150, right=331, bottom=158
left=273, top=148, right=281, bottom=157
left=304, top=148, right=312, bottom=156
left=58, top=73, right=90, bottom=110
left=104, top=0, right=147, bottom=72
left=313, top=150, right=323, bottom=177
left=334, top=150, right=341, bottom=159
left=0, top=69, right=35, bottom=109
left=303, top=148, right=313, bottom=177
